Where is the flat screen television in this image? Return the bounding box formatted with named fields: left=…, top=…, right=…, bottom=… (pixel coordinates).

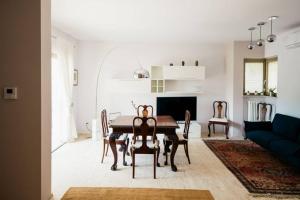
left=156, top=97, right=197, bottom=121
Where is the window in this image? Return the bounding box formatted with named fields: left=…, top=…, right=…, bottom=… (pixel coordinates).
left=244, top=57, right=278, bottom=96
left=266, top=58, right=278, bottom=93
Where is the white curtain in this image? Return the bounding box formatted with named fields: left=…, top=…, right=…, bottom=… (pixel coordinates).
left=52, top=37, right=77, bottom=151
left=247, top=101, right=258, bottom=121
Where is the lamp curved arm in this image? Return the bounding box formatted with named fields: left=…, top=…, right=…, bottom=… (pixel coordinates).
left=95, top=46, right=118, bottom=118
left=95, top=47, right=146, bottom=118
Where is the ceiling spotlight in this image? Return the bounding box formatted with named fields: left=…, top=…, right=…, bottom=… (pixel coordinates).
left=248, top=27, right=256, bottom=50
left=267, top=16, right=278, bottom=43
left=257, top=22, right=266, bottom=47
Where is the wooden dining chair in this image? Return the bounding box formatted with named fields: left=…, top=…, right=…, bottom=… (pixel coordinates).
left=208, top=101, right=229, bottom=139
left=164, top=110, right=191, bottom=164
left=137, top=105, right=153, bottom=117
left=101, top=109, right=129, bottom=165
left=257, top=102, right=273, bottom=121
left=131, top=116, right=160, bottom=179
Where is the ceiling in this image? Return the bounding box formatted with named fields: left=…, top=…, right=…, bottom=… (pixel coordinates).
left=52, top=0, right=300, bottom=43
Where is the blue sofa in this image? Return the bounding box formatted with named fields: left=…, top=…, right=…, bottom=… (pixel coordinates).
left=245, top=113, right=300, bottom=169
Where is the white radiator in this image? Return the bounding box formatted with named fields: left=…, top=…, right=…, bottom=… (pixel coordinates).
left=248, top=101, right=258, bottom=121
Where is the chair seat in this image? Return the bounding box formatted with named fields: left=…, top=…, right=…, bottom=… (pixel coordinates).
left=209, top=117, right=228, bottom=123
left=177, top=133, right=188, bottom=141
left=131, top=140, right=160, bottom=149
left=104, top=133, right=128, bottom=141
left=165, top=133, right=187, bottom=141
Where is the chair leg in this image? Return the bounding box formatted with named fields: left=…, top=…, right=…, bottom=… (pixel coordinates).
left=213, top=124, right=216, bottom=133
left=208, top=123, right=211, bottom=137
left=164, top=140, right=168, bottom=165
left=184, top=143, right=191, bottom=164
left=122, top=143, right=127, bottom=166
left=101, top=140, right=106, bottom=163
left=157, top=146, right=160, bottom=167
left=132, top=151, right=135, bottom=179
left=126, top=138, right=130, bottom=156
left=154, top=152, right=157, bottom=179
left=105, top=142, right=109, bottom=156
left=225, top=124, right=229, bottom=139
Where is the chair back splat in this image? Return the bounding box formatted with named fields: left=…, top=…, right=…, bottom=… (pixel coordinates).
left=101, top=109, right=109, bottom=138
left=257, top=102, right=273, bottom=121
left=137, top=105, right=154, bottom=117
left=213, top=101, right=228, bottom=118
left=183, top=110, right=191, bottom=139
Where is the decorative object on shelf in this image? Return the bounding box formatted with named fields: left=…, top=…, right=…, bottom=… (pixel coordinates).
left=256, top=22, right=266, bottom=47
left=170, top=63, right=173, bottom=66
left=269, top=88, right=277, bottom=97
left=181, top=61, right=185, bottom=66
left=133, top=67, right=150, bottom=79
left=131, top=100, right=138, bottom=111
left=254, top=91, right=258, bottom=95
left=246, top=91, right=250, bottom=95
left=195, top=60, right=199, bottom=66
left=73, top=69, right=78, bottom=86
left=248, top=27, right=256, bottom=50
left=267, top=16, right=279, bottom=43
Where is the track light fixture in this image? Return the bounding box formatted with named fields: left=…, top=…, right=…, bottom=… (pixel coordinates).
left=256, top=22, right=266, bottom=47
left=267, top=16, right=278, bottom=43
left=247, top=16, right=279, bottom=49
left=248, top=27, right=256, bottom=50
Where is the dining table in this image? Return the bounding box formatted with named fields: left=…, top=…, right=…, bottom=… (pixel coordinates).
left=109, top=115, right=180, bottom=172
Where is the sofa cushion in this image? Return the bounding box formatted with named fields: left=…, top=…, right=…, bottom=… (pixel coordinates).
left=272, top=114, right=300, bottom=140
left=283, top=155, right=300, bottom=169
left=244, top=121, right=272, bottom=132
left=295, top=149, right=300, bottom=158
left=269, top=140, right=300, bottom=156
left=246, top=130, right=282, bottom=149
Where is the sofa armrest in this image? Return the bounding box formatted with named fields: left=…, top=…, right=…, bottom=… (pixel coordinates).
left=244, top=121, right=272, bottom=132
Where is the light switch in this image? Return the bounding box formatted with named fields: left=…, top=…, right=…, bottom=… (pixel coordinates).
left=3, top=87, right=18, bottom=100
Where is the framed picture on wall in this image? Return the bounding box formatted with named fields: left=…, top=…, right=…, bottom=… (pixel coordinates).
left=73, top=69, right=78, bottom=86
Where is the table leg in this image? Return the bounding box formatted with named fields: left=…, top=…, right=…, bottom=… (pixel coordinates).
left=167, top=134, right=179, bottom=172
left=109, top=133, right=121, bottom=171
left=170, top=139, right=178, bottom=172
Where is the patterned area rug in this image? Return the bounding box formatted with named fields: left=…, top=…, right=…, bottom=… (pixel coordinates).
left=204, top=140, right=300, bottom=195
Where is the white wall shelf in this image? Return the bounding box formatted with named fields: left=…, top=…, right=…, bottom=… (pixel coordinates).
left=164, top=91, right=204, bottom=94
left=112, top=78, right=149, bottom=81
left=150, top=65, right=205, bottom=94
left=162, top=66, right=205, bottom=80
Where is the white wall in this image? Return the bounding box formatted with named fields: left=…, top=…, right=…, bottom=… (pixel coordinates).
left=225, top=41, right=266, bottom=138
left=225, top=43, right=234, bottom=136
left=75, top=42, right=227, bottom=134
left=265, top=27, right=300, bottom=118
